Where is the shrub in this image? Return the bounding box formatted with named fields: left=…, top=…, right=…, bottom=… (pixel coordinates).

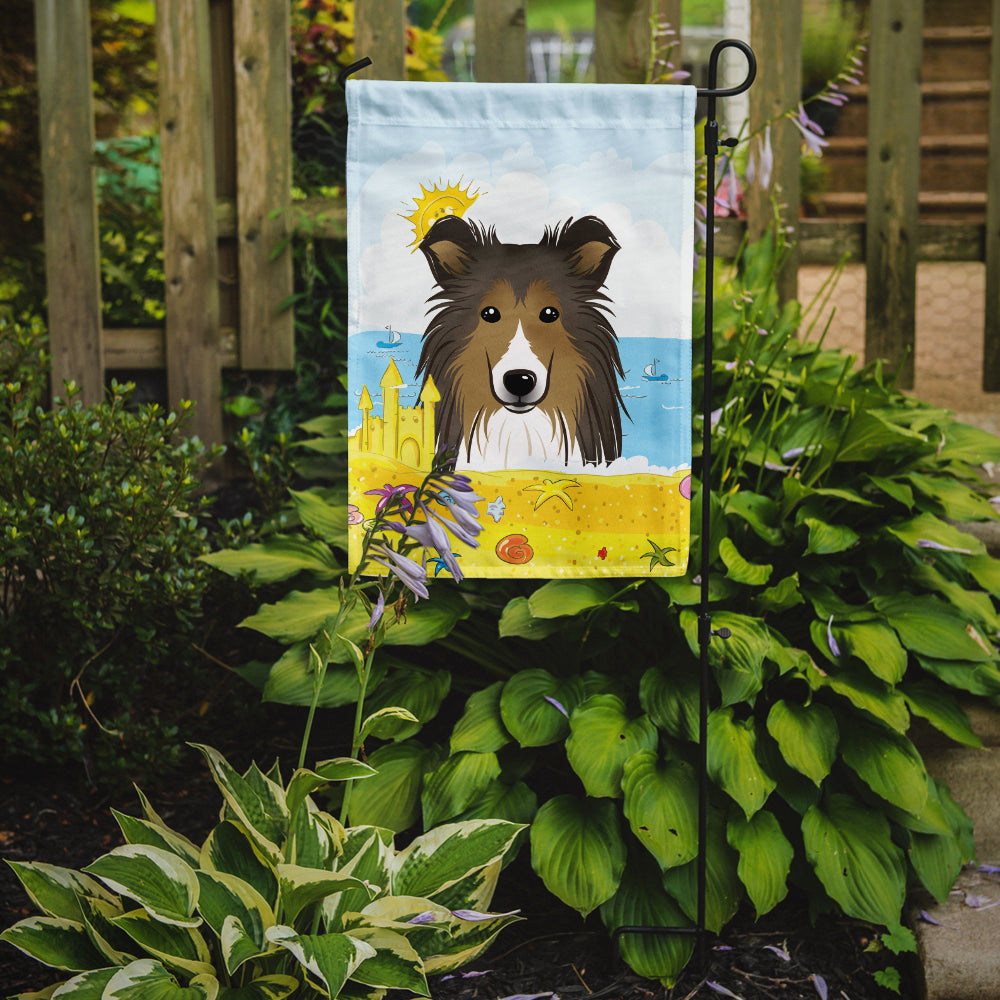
left=0, top=317, right=220, bottom=783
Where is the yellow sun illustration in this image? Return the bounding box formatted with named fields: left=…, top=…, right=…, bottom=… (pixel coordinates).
left=402, top=179, right=481, bottom=249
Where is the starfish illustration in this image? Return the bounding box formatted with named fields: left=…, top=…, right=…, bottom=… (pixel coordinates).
left=641, top=538, right=677, bottom=571
left=523, top=478, right=581, bottom=511
left=486, top=496, right=506, bottom=522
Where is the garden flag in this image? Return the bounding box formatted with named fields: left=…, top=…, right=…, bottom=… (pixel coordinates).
left=346, top=80, right=696, bottom=578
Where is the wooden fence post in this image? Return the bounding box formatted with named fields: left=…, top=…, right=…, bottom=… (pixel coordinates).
left=983, top=0, right=1000, bottom=390
left=233, top=0, right=294, bottom=369
left=355, top=0, right=406, bottom=80
left=746, top=0, right=801, bottom=305
left=34, top=0, right=104, bottom=405
left=594, top=0, right=657, bottom=84
left=474, top=0, right=526, bottom=83
left=157, top=0, right=223, bottom=445
left=864, top=0, right=923, bottom=389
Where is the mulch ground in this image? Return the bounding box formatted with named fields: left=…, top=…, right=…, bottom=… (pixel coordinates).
left=1, top=736, right=913, bottom=1000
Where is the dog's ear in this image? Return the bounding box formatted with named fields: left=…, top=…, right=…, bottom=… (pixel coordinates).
left=420, top=216, right=480, bottom=286
left=556, top=216, right=620, bottom=288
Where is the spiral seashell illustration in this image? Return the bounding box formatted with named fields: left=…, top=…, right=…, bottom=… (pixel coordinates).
left=496, top=533, right=533, bottom=564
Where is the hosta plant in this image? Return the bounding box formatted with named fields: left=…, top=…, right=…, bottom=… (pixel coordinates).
left=1, top=744, right=523, bottom=999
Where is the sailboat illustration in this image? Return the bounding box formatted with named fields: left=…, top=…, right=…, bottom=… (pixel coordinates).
left=377, top=325, right=402, bottom=349
left=643, top=358, right=671, bottom=382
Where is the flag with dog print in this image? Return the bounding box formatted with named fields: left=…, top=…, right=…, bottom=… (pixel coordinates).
left=346, top=79, right=695, bottom=578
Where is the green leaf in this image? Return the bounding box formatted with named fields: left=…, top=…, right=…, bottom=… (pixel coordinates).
left=886, top=512, right=985, bottom=557
left=909, top=826, right=965, bottom=905
left=285, top=759, right=376, bottom=821
left=452, top=779, right=538, bottom=827
left=727, top=811, right=793, bottom=917
left=566, top=695, right=658, bottom=798
left=839, top=718, right=929, bottom=816
left=527, top=579, right=617, bottom=618
left=112, top=812, right=201, bottom=868
left=681, top=610, right=771, bottom=706
left=265, top=926, right=374, bottom=997
left=103, top=959, right=218, bottom=999
left=765, top=700, right=838, bottom=786
left=347, top=740, right=441, bottom=832
left=639, top=664, right=699, bottom=742
left=530, top=795, right=626, bottom=917
left=836, top=621, right=908, bottom=684
left=724, top=490, right=784, bottom=545
left=346, top=926, right=429, bottom=994
left=288, top=488, right=350, bottom=548
left=621, top=751, right=699, bottom=870
left=4, top=862, right=118, bottom=923
left=599, top=853, right=694, bottom=987
left=360, top=706, right=421, bottom=742
left=200, top=536, right=341, bottom=584
left=260, top=643, right=384, bottom=709
left=199, top=822, right=278, bottom=910
left=803, top=517, right=859, bottom=556
left=718, top=537, right=772, bottom=586
left=450, top=682, right=511, bottom=754
left=111, top=909, right=214, bottom=978
left=809, top=661, right=910, bottom=732
left=901, top=680, right=982, bottom=748
left=276, top=865, right=373, bottom=925
left=802, top=793, right=906, bottom=926
left=497, top=597, right=564, bottom=640
left=707, top=707, right=776, bottom=818
left=362, top=667, right=451, bottom=740
left=195, top=871, right=273, bottom=974
left=421, top=751, right=502, bottom=828
left=935, top=421, right=1000, bottom=465
left=0, top=916, right=107, bottom=972
left=83, top=846, right=200, bottom=928
left=756, top=573, right=805, bottom=614
left=835, top=410, right=927, bottom=463
left=916, top=655, right=1000, bottom=697
left=874, top=594, right=995, bottom=662
left=499, top=670, right=584, bottom=747
left=906, top=472, right=998, bottom=522
left=216, top=976, right=299, bottom=1000
left=35, top=967, right=117, bottom=998
left=966, top=553, right=1000, bottom=597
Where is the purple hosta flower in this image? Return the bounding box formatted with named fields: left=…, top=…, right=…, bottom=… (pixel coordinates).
left=791, top=104, right=829, bottom=157
left=403, top=514, right=464, bottom=581
left=365, top=482, right=418, bottom=516
left=419, top=496, right=482, bottom=551
left=370, top=543, right=429, bottom=600
left=441, top=970, right=493, bottom=982
left=917, top=538, right=973, bottom=555
left=715, top=157, right=742, bottom=216
left=367, top=590, right=385, bottom=631
left=544, top=695, right=569, bottom=718
left=706, top=983, right=742, bottom=999
left=747, top=124, right=774, bottom=191
left=763, top=944, right=791, bottom=962
left=827, top=615, right=842, bottom=658
left=811, top=974, right=828, bottom=1000
left=918, top=909, right=958, bottom=929
left=451, top=908, right=521, bottom=921
left=407, top=911, right=438, bottom=925
left=979, top=864, right=1000, bottom=874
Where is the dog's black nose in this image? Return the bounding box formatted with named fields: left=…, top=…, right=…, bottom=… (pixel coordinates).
left=503, top=370, right=536, bottom=398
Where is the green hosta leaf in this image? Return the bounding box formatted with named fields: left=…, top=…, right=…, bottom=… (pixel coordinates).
left=200, top=822, right=278, bottom=910
left=911, top=562, right=1000, bottom=633
left=527, top=579, right=616, bottom=618
left=909, top=828, right=965, bottom=905
left=809, top=661, right=910, bottom=732
left=724, top=490, right=784, bottom=546
left=103, top=959, right=218, bottom=1000
left=0, top=916, right=107, bottom=971
left=421, top=751, right=502, bottom=828
left=967, top=553, right=1000, bottom=597
left=765, top=701, right=838, bottom=786
left=200, top=536, right=341, bottom=584
left=453, top=779, right=538, bottom=827
left=362, top=667, right=451, bottom=740
left=916, top=655, right=1000, bottom=697
left=195, top=871, right=273, bottom=974
left=83, top=846, right=200, bottom=928
left=707, top=708, right=776, bottom=818
left=450, top=682, right=511, bottom=754
left=680, top=610, right=771, bottom=706
left=756, top=573, right=805, bottom=614
left=359, top=706, right=421, bottom=742
left=839, top=718, right=929, bottom=816
left=718, top=537, right=772, bottom=586
left=288, top=488, right=350, bottom=548
left=874, top=594, right=995, bottom=662
left=285, top=759, right=376, bottom=822
left=661, top=810, right=741, bottom=933
left=393, top=820, right=524, bottom=900
left=727, top=811, right=793, bottom=918
left=112, top=812, right=201, bottom=868
left=265, top=926, right=375, bottom=997
left=621, top=751, right=698, bottom=871
left=901, top=680, right=982, bottom=748
left=639, top=664, right=699, bottom=742
left=835, top=621, right=907, bottom=684
left=866, top=474, right=914, bottom=509
left=886, top=512, right=985, bottom=557
left=599, top=853, right=694, bottom=987
left=277, top=865, right=374, bottom=925
left=497, top=596, right=564, bottom=639
left=4, top=862, right=118, bottom=923
left=906, top=472, right=998, bottom=522
left=835, top=410, right=927, bottom=463
left=346, top=926, right=428, bottom=994
left=530, top=795, right=626, bottom=917
left=802, top=793, right=906, bottom=926
left=111, top=909, right=214, bottom=978
left=216, top=975, right=299, bottom=1000
left=347, top=740, right=442, bottom=832
left=803, top=517, right=859, bottom=556
left=566, top=695, right=658, bottom=798
left=261, top=643, right=386, bottom=709
left=499, top=670, right=584, bottom=747
left=935, top=421, right=1000, bottom=464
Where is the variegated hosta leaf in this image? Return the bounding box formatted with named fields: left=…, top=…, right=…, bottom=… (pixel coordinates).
left=565, top=695, right=658, bottom=799
left=200, top=822, right=278, bottom=910
left=288, top=802, right=343, bottom=870
left=599, top=854, right=694, bottom=987
left=83, top=846, right=201, bottom=928
left=765, top=700, right=838, bottom=786
left=422, top=907, right=522, bottom=975
left=195, top=871, right=274, bottom=973
left=344, top=926, right=429, bottom=995
left=265, top=926, right=376, bottom=998
left=425, top=859, right=501, bottom=916
left=391, top=820, right=524, bottom=901
left=276, top=864, right=375, bottom=925
left=727, top=810, right=793, bottom=917
left=322, top=829, right=393, bottom=931
left=112, top=810, right=202, bottom=868
left=0, top=916, right=107, bottom=972
left=77, top=894, right=136, bottom=966
left=46, top=966, right=118, bottom=997
left=529, top=795, right=626, bottom=917
left=110, top=908, right=214, bottom=979
left=214, top=975, right=299, bottom=1000
left=102, top=958, right=218, bottom=999
left=621, top=751, right=699, bottom=871
left=420, top=751, right=502, bottom=829
left=802, top=793, right=906, bottom=926
left=450, top=681, right=511, bottom=754
left=285, top=760, right=375, bottom=823
left=4, top=861, right=118, bottom=922
left=706, top=707, right=776, bottom=818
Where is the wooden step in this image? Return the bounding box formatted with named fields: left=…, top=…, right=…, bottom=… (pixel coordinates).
left=813, top=190, right=987, bottom=222
left=922, top=25, right=993, bottom=83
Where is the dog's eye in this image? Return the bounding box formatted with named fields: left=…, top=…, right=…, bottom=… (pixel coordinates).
left=539, top=306, right=560, bottom=323
left=481, top=306, right=501, bottom=323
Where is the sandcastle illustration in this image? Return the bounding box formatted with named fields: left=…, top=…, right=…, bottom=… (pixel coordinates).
left=352, top=359, right=439, bottom=471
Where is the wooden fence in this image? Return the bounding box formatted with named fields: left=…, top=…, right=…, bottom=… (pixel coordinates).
left=34, top=0, right=1000, bottom=445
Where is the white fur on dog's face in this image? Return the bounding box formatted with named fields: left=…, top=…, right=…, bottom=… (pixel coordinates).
left=458, top=408, right=579, bottom=470
left=490, top=322, right=550, bottom=411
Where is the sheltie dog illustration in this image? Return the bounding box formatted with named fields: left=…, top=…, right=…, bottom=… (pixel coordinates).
left=415, top=214, right=628, bottom=468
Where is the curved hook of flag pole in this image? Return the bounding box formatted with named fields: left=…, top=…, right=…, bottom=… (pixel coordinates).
left=337, top=57, right=373, bottom=90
